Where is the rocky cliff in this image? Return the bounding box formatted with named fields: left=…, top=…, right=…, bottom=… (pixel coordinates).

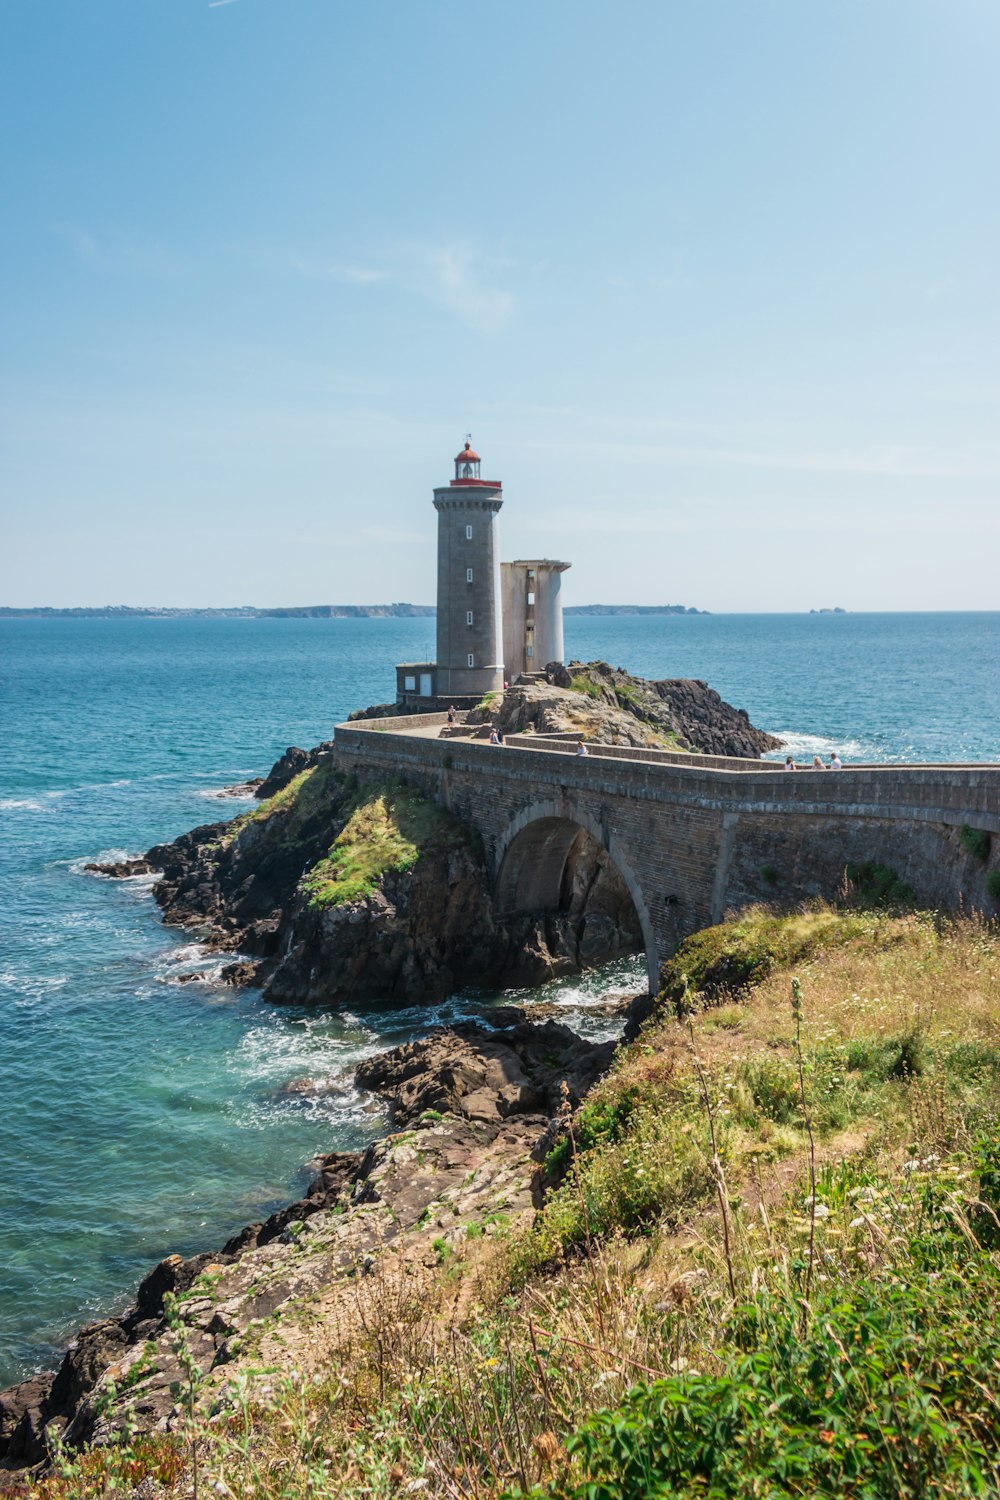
left=89, top=765, right=642, bottom=1004
left=474, top=661, right=783, bottom=758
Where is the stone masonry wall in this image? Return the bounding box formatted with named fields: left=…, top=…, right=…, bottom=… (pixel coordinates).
left=332, top=725, right=1000, bottom=987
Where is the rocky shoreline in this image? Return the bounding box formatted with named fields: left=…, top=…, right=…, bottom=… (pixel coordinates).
left=4, top=666, right=779, bottom=1480
left=0, top=1002, right=641, bottom=1480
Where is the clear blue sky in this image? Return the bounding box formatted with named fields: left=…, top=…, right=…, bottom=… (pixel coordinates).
left=2, top=1, right=998, bottom=610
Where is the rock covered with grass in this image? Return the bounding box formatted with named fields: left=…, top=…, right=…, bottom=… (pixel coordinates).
left=131, top=764, right=642, bottom=1005
left=472, top=661, right=783, bottom=757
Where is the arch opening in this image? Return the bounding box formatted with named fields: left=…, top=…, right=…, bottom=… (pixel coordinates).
left=495, top=814, right=651, bottom=988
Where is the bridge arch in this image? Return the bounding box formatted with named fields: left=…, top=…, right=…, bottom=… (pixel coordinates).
left=493, top=800, right=659, bottom=992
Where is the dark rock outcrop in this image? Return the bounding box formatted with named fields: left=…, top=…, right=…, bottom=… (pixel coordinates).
left=479, top=661, right=782, bottom=759
left=83, top=857, right=154, bottom=879
left=255, top=742, right=335, bottom=801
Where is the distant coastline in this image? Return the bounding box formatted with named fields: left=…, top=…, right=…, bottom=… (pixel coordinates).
left=0, top=602, right=708, bottom=620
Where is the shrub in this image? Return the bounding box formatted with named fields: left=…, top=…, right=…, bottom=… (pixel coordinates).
left=760, top=863, right=780, bottom=886
left=961, top=824, right=992, bottom=862
left=569, top=674, right=601, bottom=699
left=546, top=1208, right=1000, bottom=1499
left=843, top=860, right=916, bottom=908
left=986, top=869, right=1000, bottom=902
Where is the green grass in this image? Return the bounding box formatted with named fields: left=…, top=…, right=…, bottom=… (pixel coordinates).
left=546, top=1161, right=1000, bottom=1499
left=658, top=904, right=872, bottom=1012
left=568, top=673, right=601, bottom=699
left=220, top=761, right=343, bottom=847
left=298, top=782, right=478, bottom=910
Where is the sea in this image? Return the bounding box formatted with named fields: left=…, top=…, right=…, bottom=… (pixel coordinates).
left=1, top=611, right=997, bottom=1388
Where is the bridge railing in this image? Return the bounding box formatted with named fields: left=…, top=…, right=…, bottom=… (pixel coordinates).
left=333, top=721, right=1000, bottom=829
left=502, top=733, right=781, bottom=772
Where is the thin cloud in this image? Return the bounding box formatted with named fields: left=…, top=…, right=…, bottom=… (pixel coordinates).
left=208, top=0, right=240, bottom=8
left=516, top=433, right=1000, bottom=482
left=282, top=239, right=515, bottom=333
left=56, top=223, right=178, bottom=276
left=288, top=255, right=387, bottom=285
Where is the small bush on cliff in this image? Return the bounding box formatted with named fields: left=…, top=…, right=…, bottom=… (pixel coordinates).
left=844, top=860, right=916, bottom=908
left=568, top=673, right=602, bottom=699
left=987, top=869, right=1000, bottom=902
left=961, top=824, right=992, bottom=862
left=299, top=782, right=478, bottom=910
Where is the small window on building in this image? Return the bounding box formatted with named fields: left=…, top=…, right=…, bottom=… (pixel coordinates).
left=466, top=610, right=474, bottom=626
left=527, top=591, right=535, bottom=606
left=465, top=524, right=473, bottom=540
left=527, top=569, right=535, bottom=579
left=466, top=567, right=474, bottom=583
left=404, top=675, right=416, bottom=691
left=526, top=645, right=534, bottom=659
left=467, top=653, right=475, bottom=668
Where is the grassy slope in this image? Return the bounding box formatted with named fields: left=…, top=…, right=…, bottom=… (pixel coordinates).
left=19, top=906, right=1000, bottom=1499
left=300, top=783, right=478, bottom=910
left=214, top=763, right=479, bottom=912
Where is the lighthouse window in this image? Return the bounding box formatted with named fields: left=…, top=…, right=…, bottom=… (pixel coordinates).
left=466, top=568, right=473, bottom=583
left=467, top=653, right=475, bottom=668
left=526, top=645, right=534, bottom=659
left=527, top=591, right=535, bottom=606
left=404, top=675, right=416, bottom=691
left=465, top=525, right=473, bottom=540
left=466, top=610, right=474, bottom=626
left=527, top=569, right=535, bottom=579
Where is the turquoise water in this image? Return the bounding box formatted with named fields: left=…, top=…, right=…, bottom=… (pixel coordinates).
left=1, top=613, right=997, bottom=1387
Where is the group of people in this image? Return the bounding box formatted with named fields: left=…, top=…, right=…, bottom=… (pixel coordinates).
left=784, top=753, right=843, bottom=771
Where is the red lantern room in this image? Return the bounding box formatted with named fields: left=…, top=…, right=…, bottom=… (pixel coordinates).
left=454, top=440, right=481, bottom=482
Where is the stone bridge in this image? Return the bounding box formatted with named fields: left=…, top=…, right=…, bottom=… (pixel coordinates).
left=333, top=714, right=1000, bottom=989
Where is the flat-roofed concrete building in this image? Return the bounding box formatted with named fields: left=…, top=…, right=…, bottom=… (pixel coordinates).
left=501, top=560, right=571, bottom=680
left=396, top=441, right=570, bottom=707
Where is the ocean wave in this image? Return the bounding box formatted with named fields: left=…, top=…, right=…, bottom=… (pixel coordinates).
left=153, top=942, right=233, bottom=986
left=1, top=970, right=69, bottom=1004
left=67, top=850, right=159, bottom=884
left=0, top=797, right=58, bottom=813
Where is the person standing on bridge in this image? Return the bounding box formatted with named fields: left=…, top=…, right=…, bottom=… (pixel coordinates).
left=447, top=704, right=456, bottom=726
left=489, top=728, right=499, bottom=745
left=784, top=755, right=798, bottom=771
left=576, top=741, right=589, bottom=756
left=811, top=756, right=827, bottom=770
left=830, top=752, right=843, bottom=770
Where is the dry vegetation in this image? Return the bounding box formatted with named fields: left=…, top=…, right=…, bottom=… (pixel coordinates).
left=15, top=906, right=1000, bottom=1499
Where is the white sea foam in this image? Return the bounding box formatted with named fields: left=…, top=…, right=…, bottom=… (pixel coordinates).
left=68, top=849, right=159, bottom=882
left=154, top=942, right=234, bottom=985
left=763, top=731, right=869, bottom=762
left=196, top=785, right=258, bottom=802
left=0, top=797, right=56, bottom=813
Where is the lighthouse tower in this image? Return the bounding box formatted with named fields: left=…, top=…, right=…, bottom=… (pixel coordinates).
left=430, top=440, right=505, bottom=699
